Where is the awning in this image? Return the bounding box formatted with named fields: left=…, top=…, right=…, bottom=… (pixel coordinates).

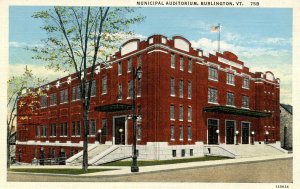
left=94, top=103, right=133, bottom=112
left=203, top=106, right=272, bottom=118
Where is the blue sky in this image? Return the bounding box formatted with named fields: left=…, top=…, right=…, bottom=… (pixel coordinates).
left=9, top=7, right=292, bottom=104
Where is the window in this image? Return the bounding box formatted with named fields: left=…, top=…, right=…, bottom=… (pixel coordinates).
left=50, top=123, right=56, bottom=137
left=90, top=80, right=96, bottom=96
left=118, top=61, right=122, bottom=75
left=36, top=126, right=40, bottom=137
left=102, top=76, right=107, bottom=94
left=208, top=88, right=218, bottom=103
left=49, top=93, right=57, bottom=106
left=60, top=123, right=68, bottom=137
left=138, top=54, right=142, bottom=67
left=41, top=126, right=47, bottom=137
left=170, top=125, right=175, bottom=140
left=188, top=58, right=192, bottom=73
left=137, top=124, right=141, bottom=140
left=242, top=96, right=249, bottom=108
left=128, top=80, right=133, bottom=98
left=179, top=106, right=183, bottom=121
left=227, top=73, right=235, bottom=85
left=208, top=67, right=218, bottom=81
left=179, top=126, right=183, bottom=140
left=60, top=89, right=68, bottom=104
left=137, top=79, right=142, bottom=97
left=181, top=149, right=185, bottom=157
left=101, top=119, right=107, bottom=136
left=72, top=121, right=81, bottom=136
left=226, top=92, right=235, bottom=106
left=188, top=107, right=192, bottom=121
left=179, top=80, right=183, bottom=98
left=208, top=119, right=218, bottom=128
left=72, top=85, right=81, bottom=100
left=118, top=84, right=122, bottom=100
left=127, top=58, right=132, bottom=72
left=190, top=149, right=193, bottom=156
left=243, top=77, right=250, bottom=89
left=170, top=105, right=175, bottom=120
left=41, top=95, right=47, bottom=108
left=172, top=150, right=176, bottom=157
left=188, top=81, right=192, bottom=99
left=180, top=56, right=184, bottom=71
left=170, top=78, right=175, bottom=96
left=188, top=126, right=192, bottom=140
left=89, top=120, right=96, bottom=136
left=171, top=53, right=175, bottom=68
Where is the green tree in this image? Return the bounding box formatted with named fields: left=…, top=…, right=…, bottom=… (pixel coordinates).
left=7, top=66, right=46, bottom=168
left=31, top=7, right=144, bottom=171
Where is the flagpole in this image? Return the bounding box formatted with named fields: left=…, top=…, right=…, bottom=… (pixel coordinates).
left=218, top=23, right=221, bottom=52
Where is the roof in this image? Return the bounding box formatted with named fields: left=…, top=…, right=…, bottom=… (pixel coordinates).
left=203, top=106, right=272, bottom=118
left=280, top=104, right=293, bottom=115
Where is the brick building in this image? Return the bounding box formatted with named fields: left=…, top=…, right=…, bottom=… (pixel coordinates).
left=16, top=34, right=280, bottom=163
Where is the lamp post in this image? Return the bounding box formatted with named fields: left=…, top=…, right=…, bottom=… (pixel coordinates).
left=119, top=128, right=124, bottom=145
left=131, top=66, right=142, bottom=173
left=216, top=129, right=219, bottom=144
left=98, top=129, right=102, bottom=144
left=235, top=130, right=239, bottom=145
left=251, top=131, right=255, bottom=145
left=265, top=131, right=269, bottom=144
left=40, top=147, right=44, bottom=165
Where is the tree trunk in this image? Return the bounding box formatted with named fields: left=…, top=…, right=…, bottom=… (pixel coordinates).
left=7, top=138, right=11, bottom=169
left=82, top=105, right=89, bottom=171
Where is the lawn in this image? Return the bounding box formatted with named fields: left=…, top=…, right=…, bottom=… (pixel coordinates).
left=103, top=156, right=229, bottom=166
left=8, top=168, right=116, bottom=175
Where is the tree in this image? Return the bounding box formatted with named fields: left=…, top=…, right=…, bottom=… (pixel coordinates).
left=31, top=7, right=144, bottom=171
left=7, top=66, right=46, bottom=168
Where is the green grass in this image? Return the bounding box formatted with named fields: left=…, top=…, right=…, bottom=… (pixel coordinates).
left=8, top=168, right=116, bottom=175
left=103, top=156, right=229, bottom=167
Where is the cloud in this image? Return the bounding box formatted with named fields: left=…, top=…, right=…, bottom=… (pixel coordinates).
left=9, top=63, right=67, bottom=84
left=9, top=41, right=43, bottom=48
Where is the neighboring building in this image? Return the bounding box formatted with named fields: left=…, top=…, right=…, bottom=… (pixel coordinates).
left=280, top=104, right=293, bottom=150
left=16, top=35, right=280, bottom=163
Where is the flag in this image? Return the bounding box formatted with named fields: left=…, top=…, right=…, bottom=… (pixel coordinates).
left=211, top=25, right=220, bottom=33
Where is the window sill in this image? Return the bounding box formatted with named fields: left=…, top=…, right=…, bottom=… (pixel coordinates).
left=188, top=120, right=192, bottom=122
left=88, top=135, right=96, bottom=137
left=72, top=99, right=81, bottom=102
left=127, top=97, right=132, bottom=99
left=137, top=95, right=141, bottom=98
left=242, top=87, right=250, bottom=90
left=49, top=136, right=56, bottom=138
left=226, top=105, right=236, bottom=108
left=170, top=119, right=175, bottom=121
left=117, top=98, right=122, bottom=101
left=60, top=102, right=68, bottom=105
left=179, top=119, right=183, bottom=122
left=208, top=102, right=219, bottom=105
left=241, top=107, right=250, bottom=110
left=171, top=66, right=175, bottom=69
left=49, top=104, right=57, bottom=107
left=208, top=78, right=218, bottom=82
left=101, top=93, right=107, bottom=95
left=170, top=139, right=175, bottom=141
left=188, top=71, right=192, bottom=73
left=71, top=135, right=81, bottom=137
left=188, top=97, right=192, bottom=100
left=188, top=139, right=192, bottom=141
left=227, top=83, right=235, bottom=86
left=170, top=94, right=176, bottom=97
left=179, top=139, right=183, bottom=141
left=60, top=136, right=68, bottom=138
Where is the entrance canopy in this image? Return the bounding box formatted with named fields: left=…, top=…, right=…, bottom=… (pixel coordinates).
left=203, top=106, right=272, bottom=118
left=94, top=103, right=133, bottom=112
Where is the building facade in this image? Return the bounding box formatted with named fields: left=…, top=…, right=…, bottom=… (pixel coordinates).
left=16, top=35, right=280, bottom=163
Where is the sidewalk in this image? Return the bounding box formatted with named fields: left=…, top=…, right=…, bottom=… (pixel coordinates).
left=10, top=154, right=292, bottom=177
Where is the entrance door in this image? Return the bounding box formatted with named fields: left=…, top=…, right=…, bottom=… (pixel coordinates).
left=114, top=117, right=125, bottom=145
left=242, top=122, right=250, bottom=144
left=207, top=119, right=218, bottom=144
left=226, top=121, right=235, bottom=144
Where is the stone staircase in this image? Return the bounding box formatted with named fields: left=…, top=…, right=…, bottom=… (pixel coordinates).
left=66, top=144, right=132, bottom=166
left=222, top=144, right=286, bottom=158
left=66, top=144, right=111, bottom=165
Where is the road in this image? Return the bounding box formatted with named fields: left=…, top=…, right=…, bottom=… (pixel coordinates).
left=7, top=158, right=292, bottom=183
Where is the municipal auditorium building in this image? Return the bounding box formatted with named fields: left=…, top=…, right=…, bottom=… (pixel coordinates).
left=16, top=34, right=280, bottom=164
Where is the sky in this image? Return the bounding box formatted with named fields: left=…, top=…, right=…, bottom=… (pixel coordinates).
left=9, top=7, right=292, bottom=104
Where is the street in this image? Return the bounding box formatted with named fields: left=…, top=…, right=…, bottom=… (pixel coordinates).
left=7, top=158, right=292, bottom=182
